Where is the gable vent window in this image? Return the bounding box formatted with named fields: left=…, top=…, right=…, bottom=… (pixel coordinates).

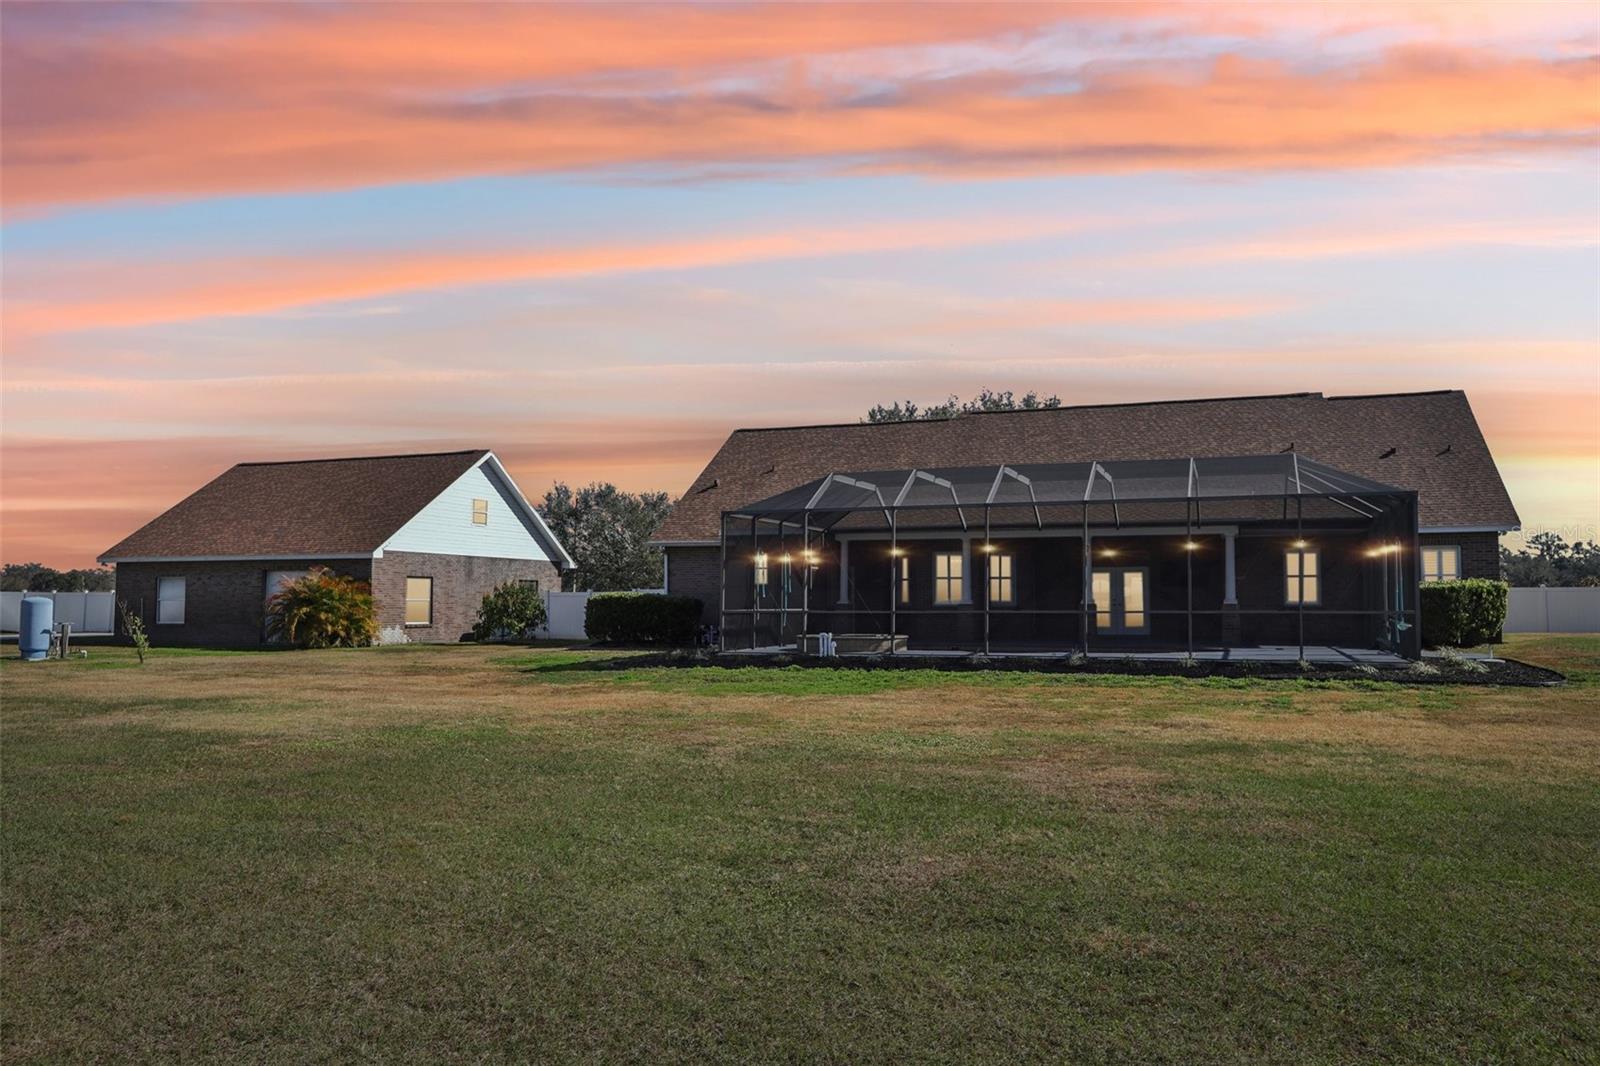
left=472, top=498, right=489, bottom=525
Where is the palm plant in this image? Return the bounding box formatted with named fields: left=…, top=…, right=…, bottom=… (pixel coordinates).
left=265, top=567, right=378, bottom=648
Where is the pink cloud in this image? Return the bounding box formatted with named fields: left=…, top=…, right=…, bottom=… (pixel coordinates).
left=3, top=2, right=1595, bottom=209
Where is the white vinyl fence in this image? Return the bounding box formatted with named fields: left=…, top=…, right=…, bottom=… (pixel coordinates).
left=1505, top=587, right=1600, bottom=634
left=0, top=591, right=118, bottom=634
left=536, top=588, right=664, bottom=641
left=539, top=592, right=594, bottom=640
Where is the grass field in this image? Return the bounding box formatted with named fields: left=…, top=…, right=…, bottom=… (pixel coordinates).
left=4, top=635, right=1598, bottom=1063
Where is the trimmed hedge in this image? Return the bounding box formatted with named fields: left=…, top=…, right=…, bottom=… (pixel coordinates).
left=1419, top=578, right=1508, bottom=648
left=585, top=592, right=702, bottom=645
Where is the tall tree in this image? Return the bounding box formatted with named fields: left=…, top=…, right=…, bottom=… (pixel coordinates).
left=864, top=388, right=1062, bottom=423
left=540, top=483, right=677, bottom=592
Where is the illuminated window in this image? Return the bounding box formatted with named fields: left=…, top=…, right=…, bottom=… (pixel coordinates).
left=471, top=498, right=489, bottom=524
left=1092, top=570, right=1111, bottom=629
left=156, top=577, right=186, bottom=624
left=1285, top=549, right=1320, bottom=605
left=1421, top=546, right=1460, bottom=583
left=899, top=556, right=910, bottom=604
left=988, top=552, right=1014, bottom=604
left=405, top=577, right=433, bottom=625
left=934, top=552, right=963, bottom=604
left=754, top=552, right=769, bottom=594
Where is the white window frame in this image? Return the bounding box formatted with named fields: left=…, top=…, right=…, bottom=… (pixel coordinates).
left=471, top=498, right=489, bottom=525
left=754, top=552, right=769, bottom=595
left=933, top=551, right=964, bottom=605
left=1421, top=545, right=1460, bottom=583
left=155, top=576, right=186, bottom=625
left=988, top=552, right=1015, bottom=606
left=898, top=556, right=911, bottom=605
left=404, top=576, right=433, bottom=626
left=1285, top=549, right=1321, bottom=606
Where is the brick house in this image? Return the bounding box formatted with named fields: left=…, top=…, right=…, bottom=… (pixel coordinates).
left=650, top=391, right=1519, bottom=656
left=101, top=450, right=574, bottom=646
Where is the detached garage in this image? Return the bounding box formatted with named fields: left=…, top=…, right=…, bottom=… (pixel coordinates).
left=100, top=449, right=574, bottom=646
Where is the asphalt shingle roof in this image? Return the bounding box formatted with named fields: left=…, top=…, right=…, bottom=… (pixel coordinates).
left=101, top=450, right=490, bottom=560
left=651, top=391, right=1519, bottom=542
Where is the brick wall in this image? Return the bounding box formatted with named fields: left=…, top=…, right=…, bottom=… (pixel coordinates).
left=1420, top=531, right=1500, bottom=580
left=114, top=558, right=372, bottom=647
left=370, top=551, right=559, bottom=643
left=665, top=546, right=720, bottom=622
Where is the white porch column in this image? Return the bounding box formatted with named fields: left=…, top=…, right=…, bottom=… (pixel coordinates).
left=837, top=539, right=850, bottom=604
left=1223, top=532, right=1238, bottom=605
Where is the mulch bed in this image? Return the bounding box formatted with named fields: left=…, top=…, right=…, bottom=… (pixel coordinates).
left=586, top=649, right=1565, bottom=686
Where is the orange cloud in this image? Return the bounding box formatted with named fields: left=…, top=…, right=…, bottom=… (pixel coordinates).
left=3, top=0, right=1595, bottom=210
left=2, top=213, right=1159, bottom=336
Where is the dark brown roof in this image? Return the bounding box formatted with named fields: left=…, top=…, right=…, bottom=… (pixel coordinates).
left=652, top=391, right=1519, bottom=541
left=101, top=449, right=490, bottom=560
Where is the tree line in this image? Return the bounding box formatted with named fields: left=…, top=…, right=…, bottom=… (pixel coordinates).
left=1, top=563, right=115, bottom=592
left=1500, top=534, right=1600, bottom=588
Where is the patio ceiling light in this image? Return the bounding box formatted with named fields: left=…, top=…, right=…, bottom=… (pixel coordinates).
left=1182, top=540, right=1200, bottom=551
left=1292, top=539, right=1310, bottom=550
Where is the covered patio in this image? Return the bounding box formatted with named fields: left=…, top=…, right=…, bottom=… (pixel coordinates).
left=716, top=453, right=1422, bottom=660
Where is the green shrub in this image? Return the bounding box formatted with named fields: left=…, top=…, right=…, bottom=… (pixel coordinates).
left=474, top=581, right=548, bottom=642
left=1419, top=578, right=1508, bottom=648
left=265, top=567, right=378, bottom=648
left=585, top=592, right=701, bottom=645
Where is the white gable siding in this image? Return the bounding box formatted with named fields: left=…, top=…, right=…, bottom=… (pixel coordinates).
left=380, top=462, right=553, bottom=561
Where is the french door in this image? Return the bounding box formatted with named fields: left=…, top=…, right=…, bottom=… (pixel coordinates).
left=1092, top=567, right=1148, bottom=635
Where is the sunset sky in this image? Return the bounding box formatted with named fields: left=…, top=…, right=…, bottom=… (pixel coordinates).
left=3, top=1, right=1597, bottom=568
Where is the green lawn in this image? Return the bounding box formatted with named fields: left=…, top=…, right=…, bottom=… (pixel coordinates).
left=3, top=635, right=1597, bottom=1063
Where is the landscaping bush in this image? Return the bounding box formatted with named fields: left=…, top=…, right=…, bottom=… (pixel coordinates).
left=473, top=581, right=548, bottom=642
left=1419, top=578, right=1508, bottom=648
left=585, top=592, right=701, bottom=645
left=265, top=567, right=378, bottom=648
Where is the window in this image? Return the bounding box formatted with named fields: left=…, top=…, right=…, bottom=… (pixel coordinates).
left=1285, top=549, right=1320, bottom=605
left=405, top=577, right=433, bottom=625
left=156, top=577, right=186, bottom=624
left=1421, top=546, right=1460, bottom=583
left=934, top=552, right=963, bottom=604
left=754, top=552, right=769, bottom=594
left=471, top=498, right=489, bottom=525
left=518, top=578, right=540, bottom=594
left=898, top=556, right=911, bottom=604
left=988, top=552, right=1015, bottom=605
